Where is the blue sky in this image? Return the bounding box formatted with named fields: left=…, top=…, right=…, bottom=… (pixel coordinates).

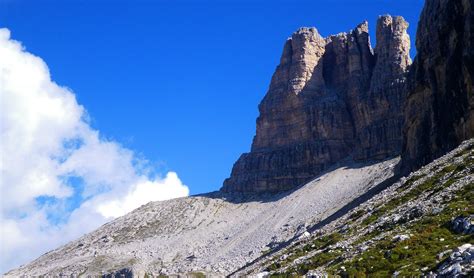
left=1, top=0, right=424, bottom=195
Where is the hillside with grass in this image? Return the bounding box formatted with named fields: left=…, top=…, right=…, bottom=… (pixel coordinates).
left=239, top=139, right=474, bottom=277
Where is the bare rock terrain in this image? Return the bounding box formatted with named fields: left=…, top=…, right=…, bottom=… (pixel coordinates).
left=5, top=158, right=398, bottom=277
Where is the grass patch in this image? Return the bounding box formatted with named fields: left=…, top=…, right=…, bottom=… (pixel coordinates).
left=275, top=250, right=342, bottom=276
left=329, top=182, right=474, bottom=277
left=349, top=210, right=365, bottom=221
left=361, top=159, right=470, bottom=227
left=266, top=233, right=342, bottom=272
left=189, top=272, right=206, bottom=278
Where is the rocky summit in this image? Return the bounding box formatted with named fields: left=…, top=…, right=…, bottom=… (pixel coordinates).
left=222, top=15, right=411, bottom=193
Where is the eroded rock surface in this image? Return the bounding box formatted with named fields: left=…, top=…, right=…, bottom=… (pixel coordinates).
left=402, top=0, right=474, bottom=172
left=223, top=16, right=411, bottom=193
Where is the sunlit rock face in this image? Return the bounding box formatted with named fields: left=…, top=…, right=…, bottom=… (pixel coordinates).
left=402, top=0, right=474, bottom=172
left=223, top=16, right=411, bottom=193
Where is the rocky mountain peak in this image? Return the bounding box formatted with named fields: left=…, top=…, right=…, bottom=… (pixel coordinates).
left=222, top=15, right=411, bottom=193
left=286, top=27, right=326, bottom=95
left=371, top=15, right=411, bottom=92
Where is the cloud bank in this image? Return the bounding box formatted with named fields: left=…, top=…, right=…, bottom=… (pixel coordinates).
left=0, top=28, right=189, bottom=273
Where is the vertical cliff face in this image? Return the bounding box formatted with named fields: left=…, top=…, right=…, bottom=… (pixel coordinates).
left=354, top=16, right=411, bottom=160
left=402, top=0, right=474, bottom=172
left=222, top=16, right=411, bottom=193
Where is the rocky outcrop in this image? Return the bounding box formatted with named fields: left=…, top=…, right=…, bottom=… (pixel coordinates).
left=436, top=243, right=474, bottom=277
left=222, top=16, right=411, bottom=193
left=402, top=0, right=474, bottom=172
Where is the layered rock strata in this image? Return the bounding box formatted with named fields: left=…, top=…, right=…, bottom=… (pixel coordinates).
left=402, top=0, right=474, bottom=171
left=222, top=16, right=411, bottom=193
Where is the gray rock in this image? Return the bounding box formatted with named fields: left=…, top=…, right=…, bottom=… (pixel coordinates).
left=392, top=234, right=410, bottom=242
left=402, top=0, right=474, bottom=172
left=451, top=215, right=474, bottom=234
left=223, top=17, right=410, bottom=193
left=436, top=244, right=474, bottom=277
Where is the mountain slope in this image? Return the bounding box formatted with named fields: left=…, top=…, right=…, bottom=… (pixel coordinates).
left=5, top=158, right=398, bottom=276
left=8, top=139, right=473, bottom=277
left=238, top=139, right=474, bottom=277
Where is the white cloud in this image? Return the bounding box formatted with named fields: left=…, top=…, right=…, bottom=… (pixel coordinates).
left=97, top=172, right=189, bottom=218
left=0, top=28, right=190, bottom=273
